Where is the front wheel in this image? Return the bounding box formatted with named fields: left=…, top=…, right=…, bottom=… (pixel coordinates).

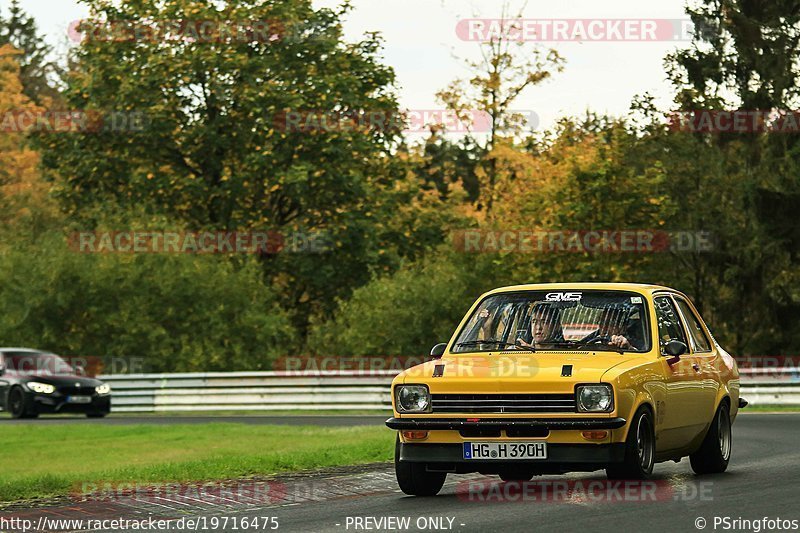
left=606, top=406, right=655, bottom=480
left=8, top=388, right=38, bottom=419
left=690, top=402, right=731, bottom=475
left=394, top=437, right=446, bottom=496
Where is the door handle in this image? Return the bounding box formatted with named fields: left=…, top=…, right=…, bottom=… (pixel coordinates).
left=692, top=363, right=701, bottom=372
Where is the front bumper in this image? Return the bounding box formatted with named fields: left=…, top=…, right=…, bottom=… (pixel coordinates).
left=399, top=442, right=626, bottom=464
left=33, top=394, right=111, bottom=414
left=386, top=417, right=626, bottom=431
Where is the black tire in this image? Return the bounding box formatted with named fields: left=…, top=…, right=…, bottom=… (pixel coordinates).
left=8, top=387, right=38, bottom=419
left=690, top=402, right=731, bottom=475
left=606, top=406, right=655, bottom=480
left=394, top=436, right=446, bottom=496
left=499, top=471, right=534, bottom=482
left=86, top=412, right=108, bottom=419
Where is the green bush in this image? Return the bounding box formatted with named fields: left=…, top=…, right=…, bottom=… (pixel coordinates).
left=0, top=232, right=295, bottom=372
left=307, top=249, right=520, bottom=356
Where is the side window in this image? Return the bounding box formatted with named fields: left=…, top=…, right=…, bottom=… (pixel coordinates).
left=675, top=298, right=712, bottom=352
left=654, top=296, right=687, bottom=350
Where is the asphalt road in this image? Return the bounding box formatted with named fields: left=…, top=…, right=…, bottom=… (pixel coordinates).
left=4, top=413, right=798, bottom=533
left=236, top=413, right=800, bottom=533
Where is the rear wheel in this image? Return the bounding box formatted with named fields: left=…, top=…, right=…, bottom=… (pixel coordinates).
left=394, top=436, right=446, bottom=496
left=690, top=402, right=731, bottom=475
left=606, top=406, right=655, bottom=480
left=8, top=388, right=38, bottom=419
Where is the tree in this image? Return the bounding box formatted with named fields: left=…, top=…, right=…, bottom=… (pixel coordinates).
left=0, top=0, right=61, bottom=105
left=36, top=0, right=403, bottom=336
left=437, top=1, right=564, bottom=216
left=0, top=44, right=52, bottom=229
left=665, top=0, right=800, bottom=353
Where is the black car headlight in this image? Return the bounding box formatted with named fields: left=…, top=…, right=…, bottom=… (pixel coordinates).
left=576, top=384, right=614, bottom=413
left=95, top=384, right=111, bottom=395
left=395, top=385, right=431, bottom=413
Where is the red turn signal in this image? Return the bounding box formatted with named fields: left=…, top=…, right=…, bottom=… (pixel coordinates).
left=402, top=430, right=429, bottom=440
left=581, top=430, right=608, bottom=440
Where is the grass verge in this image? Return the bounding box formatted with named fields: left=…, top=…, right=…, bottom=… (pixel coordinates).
left=0, top=423, right=394, bottom=503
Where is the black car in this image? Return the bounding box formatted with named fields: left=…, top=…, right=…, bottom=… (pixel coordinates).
left=0, top=348, right=111, bottom=419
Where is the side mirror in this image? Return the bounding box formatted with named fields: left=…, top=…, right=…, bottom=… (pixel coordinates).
left=430, top=343, right=447, bottom=359
left=663, top=339, right=688, bottom=364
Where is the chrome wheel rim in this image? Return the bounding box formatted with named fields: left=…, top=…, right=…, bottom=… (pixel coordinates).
left=718, top=408, right=731, bottom=461
left=636, top=415, right=654, bottom=472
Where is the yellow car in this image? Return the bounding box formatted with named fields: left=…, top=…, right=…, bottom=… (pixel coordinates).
left=386, top=282, right=745, bottom=496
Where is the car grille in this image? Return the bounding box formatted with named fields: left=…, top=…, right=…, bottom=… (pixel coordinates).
left=431, top=393, right=576, bottom=414
left=57, top=385, right=95, bottom=396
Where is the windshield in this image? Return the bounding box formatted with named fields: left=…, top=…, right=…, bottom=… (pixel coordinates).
left=4, top=352, right=76, bottom=375
left=452, top=290, right=650, bottom=353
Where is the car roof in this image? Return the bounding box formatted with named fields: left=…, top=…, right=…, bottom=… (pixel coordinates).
left=0, top=348, right=49, bottom=353
left=486, top=282, right=677, bottom=295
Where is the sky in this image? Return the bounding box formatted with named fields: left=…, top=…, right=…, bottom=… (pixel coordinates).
left=13, top=0, right=692, bottom=132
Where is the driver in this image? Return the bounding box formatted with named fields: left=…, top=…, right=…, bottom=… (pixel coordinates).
left=517, top=303, right=564, bottom=349
left=581, top=306, right=638, bottom=350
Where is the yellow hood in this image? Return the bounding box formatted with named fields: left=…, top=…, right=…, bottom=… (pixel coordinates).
left=397, top=352, right=635, bottom=394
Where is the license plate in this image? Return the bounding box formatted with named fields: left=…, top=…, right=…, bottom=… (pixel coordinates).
left=67, top=396, right=92, bottom=404
left=463, top=442, right=547, bottom=460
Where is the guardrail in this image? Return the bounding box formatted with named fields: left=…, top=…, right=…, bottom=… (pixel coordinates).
left=100, top=371, right=397, bottom=413
left=98, top=368, right=800, bottom=413
left=736, top=368, right=800, bottom=405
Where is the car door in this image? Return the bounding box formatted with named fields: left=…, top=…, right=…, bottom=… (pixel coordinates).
left=673, top=296, right=719, bottom=432
left=653, top=294, right=699, bottom=451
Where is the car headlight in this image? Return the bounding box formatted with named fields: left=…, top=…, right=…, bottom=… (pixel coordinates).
left=28, top=382, right=56, bottom=394
left=395, top=385, right=431, bottom=413
left=95, top=384, right=111, bottom=395
left=576, top=384, right=614, bottom=413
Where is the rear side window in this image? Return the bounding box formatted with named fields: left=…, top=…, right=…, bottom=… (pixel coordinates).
left=675, top=298, right=712, bottom=352
left=654, top=296, right=687, bottom=349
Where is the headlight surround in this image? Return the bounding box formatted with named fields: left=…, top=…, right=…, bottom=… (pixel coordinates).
left=395, top=385, right=431, bottom=413
left=27, top=381, right=56, bottom=394
left=576, top=384, right=614, bottom=413
left=95, top=384, right=111, bottom=395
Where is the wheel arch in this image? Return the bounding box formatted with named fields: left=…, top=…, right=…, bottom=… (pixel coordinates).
left=618, top=392, right=656, bottom=442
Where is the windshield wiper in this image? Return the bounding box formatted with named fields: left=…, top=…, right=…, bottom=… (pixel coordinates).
left=455, top=339, right=534, bottom=352
left=536, top=340, right=625, bottom=354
